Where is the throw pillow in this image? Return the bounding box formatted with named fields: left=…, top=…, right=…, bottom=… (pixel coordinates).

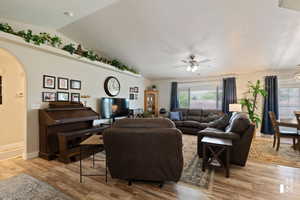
left=229, top=112, right=238, bottom=123
left=169, top=111, right=182, bottom=121
left=208, top=114, right=230, bottom=130
left=226, top=113, right=250, bottom=135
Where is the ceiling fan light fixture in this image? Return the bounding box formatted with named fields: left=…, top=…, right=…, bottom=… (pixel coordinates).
left=192, top=66, right=198, bottom=72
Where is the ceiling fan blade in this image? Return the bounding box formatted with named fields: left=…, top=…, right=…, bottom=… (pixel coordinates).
left=181, top=60, right=189, bottom=63
left=198, top=64, right=210, bottom=68
left=173, top=65, right=187, bottom=68
left=198, top=58, right=211, bottom=63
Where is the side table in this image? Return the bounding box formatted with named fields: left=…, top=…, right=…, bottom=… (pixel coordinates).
left=201, top=136, right=232, bottom=178
left=79, top=135, right=108, bottom=183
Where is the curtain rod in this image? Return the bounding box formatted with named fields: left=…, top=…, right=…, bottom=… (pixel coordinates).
left=177, top=76, right=238, bottom=84
left=178, top=79, right=221, bottom=84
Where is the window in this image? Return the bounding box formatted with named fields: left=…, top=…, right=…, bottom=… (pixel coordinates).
left=178, top=82, right=222, bottom=109
left=178, top=88, right=189, bottom=108
left=279, top=87, right=300, bottom=120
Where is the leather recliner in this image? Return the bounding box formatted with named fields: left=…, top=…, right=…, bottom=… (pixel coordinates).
left=103, top=118, right=184, bottom=183
left=197, top=113, right=255, bottom=166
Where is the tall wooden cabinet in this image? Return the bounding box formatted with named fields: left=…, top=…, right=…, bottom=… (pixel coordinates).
left=144, top=90, right=159, bottom=116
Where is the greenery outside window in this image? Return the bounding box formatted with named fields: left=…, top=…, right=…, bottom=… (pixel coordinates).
left=178, top=82, right=222, bottom=109
left=178, top=88, right=189, bottom=108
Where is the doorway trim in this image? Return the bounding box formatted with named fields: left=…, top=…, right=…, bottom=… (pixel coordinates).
left=0, top=48, right=27, bottom=160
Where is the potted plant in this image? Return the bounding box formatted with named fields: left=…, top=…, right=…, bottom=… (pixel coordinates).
left=240, top=80, right=267, bottom=128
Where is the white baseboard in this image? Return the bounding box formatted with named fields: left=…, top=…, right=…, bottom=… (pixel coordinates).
left=23, top=151, right=39, bottom=160
left=0, top=142, right=24, bottom=151
left=0, top=142, right=24, bottom=161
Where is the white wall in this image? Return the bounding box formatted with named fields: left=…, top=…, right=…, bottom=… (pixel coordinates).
left=0, top=40, right=150, bottom=156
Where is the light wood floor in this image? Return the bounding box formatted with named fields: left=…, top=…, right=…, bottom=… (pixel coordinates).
left=0, top=156, right=300, bottom=200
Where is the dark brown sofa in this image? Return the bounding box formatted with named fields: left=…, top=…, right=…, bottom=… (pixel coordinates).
left=197, top=113, right=255, bottom=166
left=103, top=118, right=183, bottom=184
left=171, top=108, right=224, bottom=135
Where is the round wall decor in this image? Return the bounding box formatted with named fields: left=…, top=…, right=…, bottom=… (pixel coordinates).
left=104, top=76, right=120, bottom=97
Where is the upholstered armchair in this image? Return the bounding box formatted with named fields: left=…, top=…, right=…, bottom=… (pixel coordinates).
left=103, top=118, right=183, bottom=185
left=197, top=113, right=255, bottom=166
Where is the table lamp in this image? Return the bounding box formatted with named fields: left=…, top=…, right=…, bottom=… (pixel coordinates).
left=111, top=104, right=118, bottom=122
left=229, top=104, right=242, bottom=113
left=80, top=95, right=91, bottom=106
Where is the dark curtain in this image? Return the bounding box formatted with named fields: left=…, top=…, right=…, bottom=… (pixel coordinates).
left=222, top=77, right=237, bottom=114
left=170, top=82, right=179, bottom=111
left=261, top=76, right=278, bottom=134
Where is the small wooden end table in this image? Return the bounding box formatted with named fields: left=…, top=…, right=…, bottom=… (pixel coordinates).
left=201, top=136, right=232, bottom=178
left=79, top=135, right=107, bottom=183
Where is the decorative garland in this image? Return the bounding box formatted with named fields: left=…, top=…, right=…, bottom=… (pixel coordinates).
left=0, top=23, right=139, bottom=74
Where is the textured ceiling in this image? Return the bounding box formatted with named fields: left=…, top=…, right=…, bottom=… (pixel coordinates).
left=59, top=0, right=300, bottom=79
left=2, top=0, right=300, bottom=79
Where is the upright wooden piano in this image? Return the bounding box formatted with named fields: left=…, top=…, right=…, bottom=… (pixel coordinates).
left=39, top=102, right=104, bottom=163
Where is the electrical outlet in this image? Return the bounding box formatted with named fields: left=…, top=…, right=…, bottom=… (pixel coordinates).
left=31, top=104, right=40, bottom=109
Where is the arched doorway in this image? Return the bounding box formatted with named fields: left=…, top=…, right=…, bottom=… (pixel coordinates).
left=0, top=48, right=26, bottom=160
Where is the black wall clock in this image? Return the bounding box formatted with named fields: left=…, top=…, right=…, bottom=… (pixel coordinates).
left=104, top=76, right=120, bottom=97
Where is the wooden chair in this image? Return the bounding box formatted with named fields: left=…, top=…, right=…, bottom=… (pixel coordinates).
left=269, top=111, right=298, bottom=151
left=294, top=111, right=300, bottom=128
left=294, top=111, right=300, bottom=149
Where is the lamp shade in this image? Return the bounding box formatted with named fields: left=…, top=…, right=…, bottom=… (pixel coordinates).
left=112, top=105, right=118, bottom=113
left=229, top=104, right=242, bottom=112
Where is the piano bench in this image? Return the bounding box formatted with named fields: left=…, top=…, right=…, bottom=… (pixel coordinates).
left=57, top=127, right=108, bottom=163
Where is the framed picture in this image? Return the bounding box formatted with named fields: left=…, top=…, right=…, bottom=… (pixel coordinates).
left=70, top=79, right=81, bottom=90
left=42, top=92, right=56, bottom=102
left=71, top=93, right=80, bottom=102
left=58, top=77, right=69, bottom=90
left=129, top=87, right=135, bottom=93
left=134, top=94, right=138, bottom=100
left=43, top=75, right=56, bottom=89
left=129, top=93, right=134, bottom=100
left=134, top=87, right=139, bottom=93
left=57, top=92, right=69, bottom=102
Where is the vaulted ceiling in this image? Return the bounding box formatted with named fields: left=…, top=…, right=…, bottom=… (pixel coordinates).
left=1, top=0, right=300, bottom=80
left=0, top=0, right=118, bottom=28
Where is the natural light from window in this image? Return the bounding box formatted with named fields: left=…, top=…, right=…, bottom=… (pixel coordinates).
left=178, top=82, right=222, bottom=110
left=279, top=87, right=300, bottom=120
left=278, top=78, right=300, bottom=121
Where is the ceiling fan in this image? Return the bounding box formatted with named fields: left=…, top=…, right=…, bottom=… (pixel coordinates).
left=181, top=54, right=210, bottom=72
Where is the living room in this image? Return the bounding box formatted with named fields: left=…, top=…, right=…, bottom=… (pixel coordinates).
left=1, top=0, right=300, bottom=200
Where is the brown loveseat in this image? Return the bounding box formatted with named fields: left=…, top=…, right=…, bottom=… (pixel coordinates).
left=103, top=118, right=183, bottom=185
left=171, top=108, right=224, bottom=135
left=197, top=113, right=255, bottom=166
